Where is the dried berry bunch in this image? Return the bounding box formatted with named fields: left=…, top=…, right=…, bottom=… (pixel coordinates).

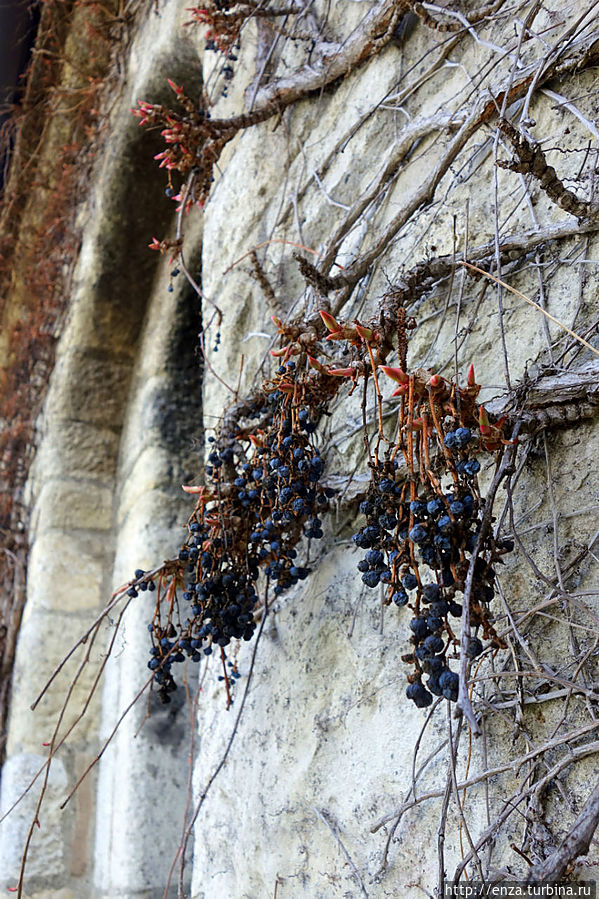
left=132, top=362, right=339, bottom=705
left=263, top=304, right=515, bottom=714
left=351, top=365, right=515, bottom=709
left=125, top=290, right=514, bottom=712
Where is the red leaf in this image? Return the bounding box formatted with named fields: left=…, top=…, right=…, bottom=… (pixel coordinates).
left=319, top=310, right=340, bottom=333
left=379, top=365, right=409, bottom=384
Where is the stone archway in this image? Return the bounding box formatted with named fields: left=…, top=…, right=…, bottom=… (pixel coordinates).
left=0, top=4, right=204, bottom=894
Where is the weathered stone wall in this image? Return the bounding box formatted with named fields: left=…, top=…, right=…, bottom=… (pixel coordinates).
left=1, top=1, right=599, bottom=897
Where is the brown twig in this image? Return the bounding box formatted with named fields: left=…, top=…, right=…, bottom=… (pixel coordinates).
left=313, top=807, right=369, bottom=897
left=527, top=780, right=599, bottom=882
left=497, top=118, right=597, bottom=218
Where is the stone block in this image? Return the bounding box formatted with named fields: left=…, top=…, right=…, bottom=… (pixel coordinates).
left=31, top=420, right=120, bottom=484
left=45, top=347, right=132, bottom=430
left=30, top=478, right=113, bottom=535
left=7, top=608, right=105, bottom=754
left=27, top=530, right=109, bottom=612
left=116, top=375, right=180, bottom=478
left=93, top=596, right=192, bottom=896
left=113, top=445, right=182, bottom=530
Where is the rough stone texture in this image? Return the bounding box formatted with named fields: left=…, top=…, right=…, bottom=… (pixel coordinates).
left=0, top=753, right=69, bottom=887
left=191, top=547, right=438, bottom=897
left=27, top=532, right=107, bottom=613
left=1, top=1, right=599, bottom=898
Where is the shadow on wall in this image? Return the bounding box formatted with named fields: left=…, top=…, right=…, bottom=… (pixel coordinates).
left=0, top=0, right=40, bottom=184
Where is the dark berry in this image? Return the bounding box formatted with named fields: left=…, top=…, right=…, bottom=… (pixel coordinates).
left=366, top=549, right=384, bottom=568
left=409, top=525, right=428, bottom=544
left=427, top=676, right=443, bottom=696
left=379, top=514, right=397, bottom=530
left=483, top=584, right=495, bottom=602
left=422, top=583, right=440, bottom=603
left=424, top=655, right=443, bottom=675
left=427, top=498, right=444, bottom=516
left=402, top=572, right=418, bottom=591
left=433, top=535, right=451, bottom=550
left=439, top=669, right=459, bottom=702
left=392, top=590, right=408, bottom=606
left=430, top=600, right=450, bottom=617
left=353, top=531, right=372, bottom=549
left=421, top=545, right=437, bottom=565
left=467, top=637, right=483, bottom=659
left=406, top=682, right=433, bottom=708
left=279, top=487, right=293, bottom=504
left=438, top=515, right=452, bottom=534
left=410, top=617, right=430, bottom=640
left=424, top=635, right=444, bottom=655
left=362, top=570, right=380, bottom=588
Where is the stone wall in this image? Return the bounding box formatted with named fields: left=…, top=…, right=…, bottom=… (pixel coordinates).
left=1, top=1, right=599, bottom=897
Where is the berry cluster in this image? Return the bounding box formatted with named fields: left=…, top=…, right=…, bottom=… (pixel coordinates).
left=134, top=363, right=337, bottom=704
left=125, top=296, right=515, bottom=714
left=352, top=366, right=514, bottom=710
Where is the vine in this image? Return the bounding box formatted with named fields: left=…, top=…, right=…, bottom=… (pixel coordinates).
left=129, top=297, right=517, bottom=720
left=3, top=0, right=599, bottom=896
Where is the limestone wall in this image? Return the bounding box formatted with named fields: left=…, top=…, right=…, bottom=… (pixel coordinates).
left=1, top=1, right=599, bottom=897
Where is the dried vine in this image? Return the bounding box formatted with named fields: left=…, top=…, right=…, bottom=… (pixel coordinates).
left=3, top=0, right=599, bottom=896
